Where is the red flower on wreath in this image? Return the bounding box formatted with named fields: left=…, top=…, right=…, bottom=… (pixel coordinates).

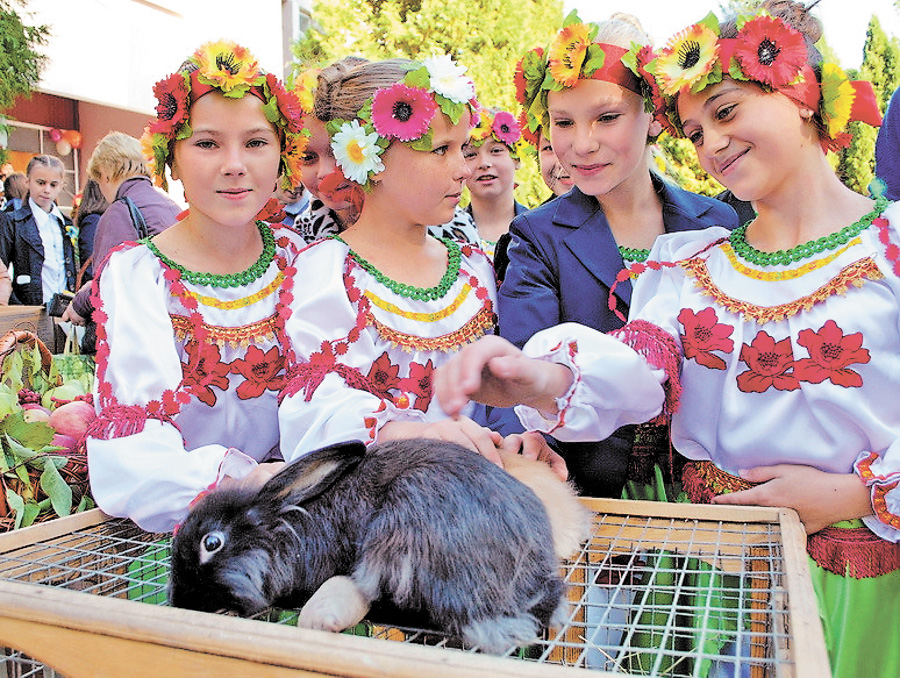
left=793, top=320, right=869, bottom=387
left=367, top=352, right=402, bottom=396
left=149, top=72, right=190, bottom=136
left=181, top=340, right=232, bottom=406
left=736, top=331, right=799, bottom=393
left=678, top=307, right=734, bottom=370
left=265, top=72, right=305, bottom=133
left=230, top=345, right=286, bottom=399
left=734, top=15, right=808, bottom=89
left=399, top=359, right=436, bottom=413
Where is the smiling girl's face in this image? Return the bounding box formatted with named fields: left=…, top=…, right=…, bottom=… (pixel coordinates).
left=677, top=78, right=818, bottom=203
left=547, top=79, right=654, bottom=199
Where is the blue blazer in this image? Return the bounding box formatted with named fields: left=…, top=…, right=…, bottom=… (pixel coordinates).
left=486, top=176, right=738, bottom=497
left=0, top=202, right=76, bottom=306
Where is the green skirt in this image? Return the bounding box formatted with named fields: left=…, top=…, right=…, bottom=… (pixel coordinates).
left=809, top=530, right=900, bottom=678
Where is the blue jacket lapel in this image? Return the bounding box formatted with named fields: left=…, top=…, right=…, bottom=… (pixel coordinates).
left=557, top=188, right=633, bottom=307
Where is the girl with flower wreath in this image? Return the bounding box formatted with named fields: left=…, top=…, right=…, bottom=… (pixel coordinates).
left=292, top=58, right=481, bottom=247
left=85, top=40, right=309, bottom=533
left=436, top=2, right=899, bottom=675
left=462, top=106, right=527, bottom=259
left=279, top=57, right=562, bottom=474
left=488, top=11, right=739, bottom=500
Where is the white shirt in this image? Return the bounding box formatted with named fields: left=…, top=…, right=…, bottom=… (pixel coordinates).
left=29, top=197, right=67, bottom=302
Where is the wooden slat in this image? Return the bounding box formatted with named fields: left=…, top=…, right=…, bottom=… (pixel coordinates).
left=0, top=580, right=619, bottom=678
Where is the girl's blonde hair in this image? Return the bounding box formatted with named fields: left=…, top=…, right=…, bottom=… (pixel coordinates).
left=596, top=13, right=651, bottom=49
left=88, top=132, right=149, bottom=183
left=314, top=58, right=416, bottom=122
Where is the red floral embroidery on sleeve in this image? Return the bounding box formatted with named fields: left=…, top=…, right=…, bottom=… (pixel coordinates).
left=793, top=320, right=869, bottom=387
left=678, top=307, right=734, bottom=370
left=230, top=345, right=286, bottom=399
left=736, top=331, right=799, bottom=393
left=399, top=359, right=435, bottom=413
left=366, top=352, right=402, bottom=396
left=181, top=340, right=232, bottom=406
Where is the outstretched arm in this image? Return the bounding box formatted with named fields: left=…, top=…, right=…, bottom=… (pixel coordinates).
left=433, top=334, right=574, bottom=418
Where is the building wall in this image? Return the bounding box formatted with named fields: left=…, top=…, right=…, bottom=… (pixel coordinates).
left=5, top=0, right=309, bottom=205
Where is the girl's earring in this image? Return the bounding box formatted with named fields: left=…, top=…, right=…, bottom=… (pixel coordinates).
left=800, top=108, right=814, bottom=120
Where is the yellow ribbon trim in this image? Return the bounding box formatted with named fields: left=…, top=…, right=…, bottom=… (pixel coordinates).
left=183, top=271, right=285, bottom=310
left=721, top=238, right=862, bottom=281
left=364, top=283, right=472, bottom=322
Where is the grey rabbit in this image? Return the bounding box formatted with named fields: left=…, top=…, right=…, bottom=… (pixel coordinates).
left=169, top=437, right=592, bottom=654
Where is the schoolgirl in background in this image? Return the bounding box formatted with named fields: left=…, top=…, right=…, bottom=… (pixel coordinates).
left=462, top=107, right=527, bottom=259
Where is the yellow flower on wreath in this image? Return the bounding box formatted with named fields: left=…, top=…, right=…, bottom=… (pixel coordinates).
left=819, top=62, right=855, bottom=140
left=655, top=20, right=720, bottom=96
left=470, top=108, right=494, bottom=143
left=293, top=68, right=320, bottom=113
left=548, top=23, right=591, bottom=88
left=195, top=40, right=261, bottom=94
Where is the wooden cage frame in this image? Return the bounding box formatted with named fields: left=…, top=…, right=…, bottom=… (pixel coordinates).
left=0, top=498, right=830, bottom=678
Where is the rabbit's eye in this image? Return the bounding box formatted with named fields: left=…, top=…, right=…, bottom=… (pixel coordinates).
left=200, top=531, right=225, bottom=563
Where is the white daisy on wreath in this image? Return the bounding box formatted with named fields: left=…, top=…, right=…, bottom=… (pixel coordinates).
left=331, top=120, right=385, bottom=186
left=422, top=54, right=476, bottom=104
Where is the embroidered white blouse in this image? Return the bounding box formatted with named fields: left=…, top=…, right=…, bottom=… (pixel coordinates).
left=86, top=224, right=304, bottom=533
left=279, top=236, right=497, bottom=458
left=515, top=202, right=900, bottom=542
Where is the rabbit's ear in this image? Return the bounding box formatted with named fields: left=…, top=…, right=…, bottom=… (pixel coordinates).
left=261, top=441, right=367, bottom=506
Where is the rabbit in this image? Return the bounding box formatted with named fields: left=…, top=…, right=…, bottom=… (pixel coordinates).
left=168, top=437, right=592, bottom=654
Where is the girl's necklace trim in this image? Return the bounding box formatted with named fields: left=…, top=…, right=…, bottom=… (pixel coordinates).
left=618, top=245, right=651, bottom=263
left=183, top=271, right=285, bottom=309
left=145, top=221, right=276, bottom=288
left=722, top=237, right=862, bottom=280
left=364, top=283, right=472, bottom=322
left=729, top=197, right=887, bottom=266
left=332, top=235, right=461, bottom=301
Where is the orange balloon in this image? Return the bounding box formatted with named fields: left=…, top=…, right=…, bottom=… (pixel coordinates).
left=62, top=129, right=83, bottom=149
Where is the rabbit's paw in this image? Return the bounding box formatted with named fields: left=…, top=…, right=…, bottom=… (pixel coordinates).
left=298, top=576, right=370, bottom=632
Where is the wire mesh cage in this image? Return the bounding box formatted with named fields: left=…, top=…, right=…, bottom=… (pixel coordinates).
left=0, top=498, right=829, bottom=678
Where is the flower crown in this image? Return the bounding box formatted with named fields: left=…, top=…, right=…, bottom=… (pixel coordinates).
left=651, top=12, right=882, bottom=149
left=514, top=11, right=659, bottom=146
left=141, top=40, right=309, bottom=191
left=467, top=107, right=523, bottom=158
left=325, top=55, right=478, bottom=188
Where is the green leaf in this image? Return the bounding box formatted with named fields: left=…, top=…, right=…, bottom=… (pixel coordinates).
left=20, top=501, right=42, bottom=529
left=404, top=66, right=430, bottom=90
left=698, top=11, right=720, bottom=34
left=5, top=435, right=40, bottom=464
left=3, top=413, right=55, bottom=450
left=76, top=494, right=95, bottom=513
left=409, top=129, right=433, bottom=152
left=40, top=463, right=72, bottom=518
left=5, top=490, right=24, bottom=530
left=561, top=8, right=581, bottom=27
left=30, top=338, right=43, bottom=379
left=5, top=351, right=24, bottom=392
